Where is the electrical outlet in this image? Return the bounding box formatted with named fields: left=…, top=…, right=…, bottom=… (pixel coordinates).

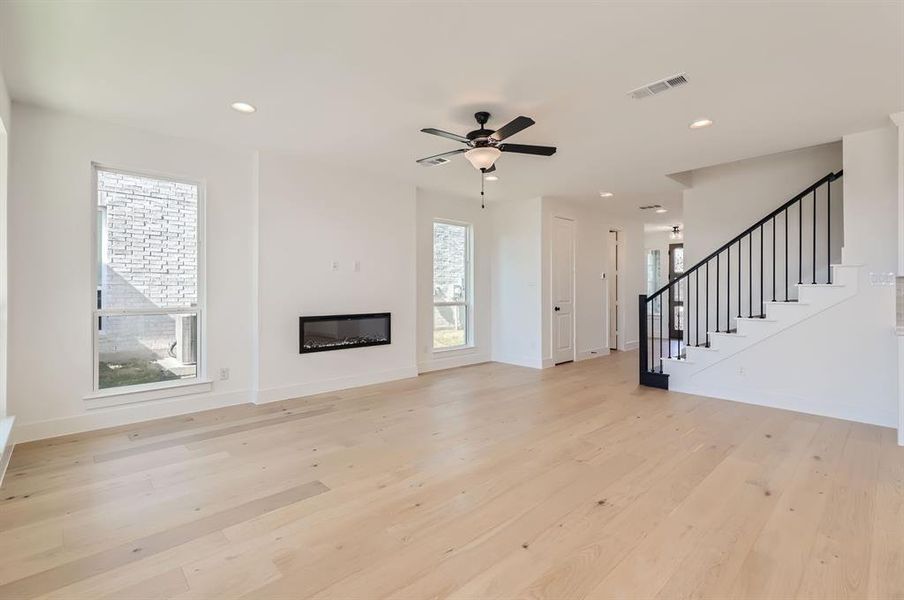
left=331, top=260, right=340, bottom=272
left=219, top=368, right=230, bottom=381
left=738, top=366, right=745, bottom=376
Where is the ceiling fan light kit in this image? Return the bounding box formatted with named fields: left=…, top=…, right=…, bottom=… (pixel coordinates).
left=417, top=111, right=557, bottom=208
left=464, top=146, right=502, bottom=170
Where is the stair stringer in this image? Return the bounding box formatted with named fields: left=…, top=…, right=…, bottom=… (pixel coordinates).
left=662, top=265, right=896, bottom=427
left=662, top=264, right=859, bottom=383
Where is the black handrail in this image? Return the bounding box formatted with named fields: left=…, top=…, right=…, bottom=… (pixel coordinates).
left=639, top=170, right=843, bottom=387
left=646, top=171, right=842, bottom=302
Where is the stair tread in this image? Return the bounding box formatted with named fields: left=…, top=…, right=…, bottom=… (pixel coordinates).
left=764, top=300, right=809, bottom=306
left=796, top=283, right=845, bottom=288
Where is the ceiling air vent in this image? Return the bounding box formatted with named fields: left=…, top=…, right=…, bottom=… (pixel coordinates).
left=628, top=73, right=688, bottom=100
left=639, top=204, right=663, bottom=211
left=421, top=156, right=451, bottom=166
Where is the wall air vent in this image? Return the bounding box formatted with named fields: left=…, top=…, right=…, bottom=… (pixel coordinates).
left=628, top=73, right=688, bottom=100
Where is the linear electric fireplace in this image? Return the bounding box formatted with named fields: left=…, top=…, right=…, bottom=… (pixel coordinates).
left=299, top=313, right=391, bottom=354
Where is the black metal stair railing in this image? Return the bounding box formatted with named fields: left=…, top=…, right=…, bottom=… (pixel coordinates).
left=639, top=170, right=843, bottom=389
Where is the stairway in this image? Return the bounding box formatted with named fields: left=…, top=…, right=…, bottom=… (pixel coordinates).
left=639, top=170, right=844, bottom=390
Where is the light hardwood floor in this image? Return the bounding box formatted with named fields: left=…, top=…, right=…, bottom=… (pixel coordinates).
left=1, top=351, right=903, bottom=599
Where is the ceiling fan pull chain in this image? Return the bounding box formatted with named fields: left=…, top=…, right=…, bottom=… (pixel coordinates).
left=480, top=169, right=486, bottom=209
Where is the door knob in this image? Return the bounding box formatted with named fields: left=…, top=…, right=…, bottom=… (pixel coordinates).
left=554, top=306, right=561, bottom=311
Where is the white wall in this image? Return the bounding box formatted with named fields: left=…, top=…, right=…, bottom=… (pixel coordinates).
left=255, top=151, right=417, bottom=403
left=0, top=70, right=9, bottom=421
left=8, top=104, right=256, bottom=441
left=539, top=197, right=645, bottom=364
left=490, top=198, right=542, bottom=368
left=416, top=188, right=491, bottom=373
left=683, top=142, right=843, bottom=265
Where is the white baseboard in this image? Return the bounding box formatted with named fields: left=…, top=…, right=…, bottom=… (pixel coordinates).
left=623, top=339, right=639, bottom=351
left=255, top=366, right=419, bottom=405
left=577, top=348, right=609, bottom=362
left=418, top=351, right=490, bottom=373
left=11, top=389, right=250, bottom=444
left=0, top=416, right=15, bottom=487
left=673, top=383, right=897, bottom=429
left=491, top=354, right=543, bottom=369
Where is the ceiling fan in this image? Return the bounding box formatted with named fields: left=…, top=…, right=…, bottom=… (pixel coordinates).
left=416, top=111, right=556, bottom=174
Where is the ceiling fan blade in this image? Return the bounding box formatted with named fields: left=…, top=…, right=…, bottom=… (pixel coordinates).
left=489, top=116, right=535, bottom=141
left=499, top=143, right=557, bottom=156
left=416, top=148, right=467, bottom=165
left=420, top=128, right=469, bottom=143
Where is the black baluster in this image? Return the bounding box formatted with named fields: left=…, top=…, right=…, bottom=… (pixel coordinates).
left=812, top=189, right=817, bottom=284
left=760, top=223, right=764, bottom=317
left=659, top=296, right=663, bottom=372
left=695, top=269, right=699, bottom=347
left=668, top=286, right=672, bottom=360
left=827, top=180, right=832, bottom=284
left=706, top=261, right=710, bottom=345
left=725, top=247, right=729, bottom=331
left=772, top=217, right=776, bottom=302
left=748, top=235, right=752, bottom=318
left=798, top=200, right=803, bottom=285
left=785, top=207, right=789, bottom=301
left=737, top=240, right=742, bottom=320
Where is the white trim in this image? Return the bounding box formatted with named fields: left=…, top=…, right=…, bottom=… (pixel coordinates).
left=83, top=378, right=214, bottom=409
left=0, top=416, right=15, bottom=487
left=432, top=219, right=474, bottom=351
left=675, top=382, right=896, bottom=429
left=492, top=354, right=544, bottom=369
left=550, top=215, right=577, bottom=365
left=419, top=350, right=490, bottom=373
left=255, top=366, right=419, bottom=405
left=12, top=389, right=248, bottom=444
left=90, top=164, right=207, bottom=398
left=576, top=347, right=609, bottom=362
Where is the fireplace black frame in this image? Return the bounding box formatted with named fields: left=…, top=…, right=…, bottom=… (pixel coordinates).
left=299, top=312, right=391, bottom=354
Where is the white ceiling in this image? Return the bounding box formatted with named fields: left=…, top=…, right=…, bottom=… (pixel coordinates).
left=1, top=1, right=901, bottom=220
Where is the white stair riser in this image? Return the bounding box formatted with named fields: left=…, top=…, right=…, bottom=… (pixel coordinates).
left=798, top=284, right=847, bottom=305
left=736, top=318, right=778, bottom=336
left=765, top=302, right=809, bottom=320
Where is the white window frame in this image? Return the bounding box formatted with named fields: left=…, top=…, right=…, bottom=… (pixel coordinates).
left=88, top=163, right=208, bottom=400
left=432, top=219, right=474, bottom=352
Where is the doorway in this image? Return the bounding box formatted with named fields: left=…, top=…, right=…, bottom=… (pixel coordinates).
left=551, top=216, right=575, bottom=364
left=607, top=230, right=619, bottom=350
left=668, top=243, right=684, bottom=340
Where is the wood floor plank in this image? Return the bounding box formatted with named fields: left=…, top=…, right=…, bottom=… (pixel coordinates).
left=0, top=481, right=328, bottom=598
left=0, top=352, right=898, bottom=600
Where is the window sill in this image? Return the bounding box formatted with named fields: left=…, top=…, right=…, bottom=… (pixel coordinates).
left=83, top=378, right=214, bottom=410
left=433, top=344, right=476, bottom=355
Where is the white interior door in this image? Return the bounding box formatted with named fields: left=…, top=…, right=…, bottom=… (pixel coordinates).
left=608, top=230, right=619, bottom=350
left=552, top=217, right=575, bottom=364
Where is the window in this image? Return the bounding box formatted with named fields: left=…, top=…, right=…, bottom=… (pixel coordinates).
left=646, top=249, right=661, bottom=294
left=433, top=220, right=471, bottom=350
left=93, top=167, right=202, bottom=391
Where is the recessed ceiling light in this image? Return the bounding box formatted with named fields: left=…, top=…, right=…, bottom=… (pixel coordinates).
left=689, top=118, right=713, bottom=129
left=231, top=102, right=256, bottom=114
left=599, top=192, right=614, bottom=198
left=655, top=208, right=668, bottom=213
left=484, top=174, right=499, bottom=182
